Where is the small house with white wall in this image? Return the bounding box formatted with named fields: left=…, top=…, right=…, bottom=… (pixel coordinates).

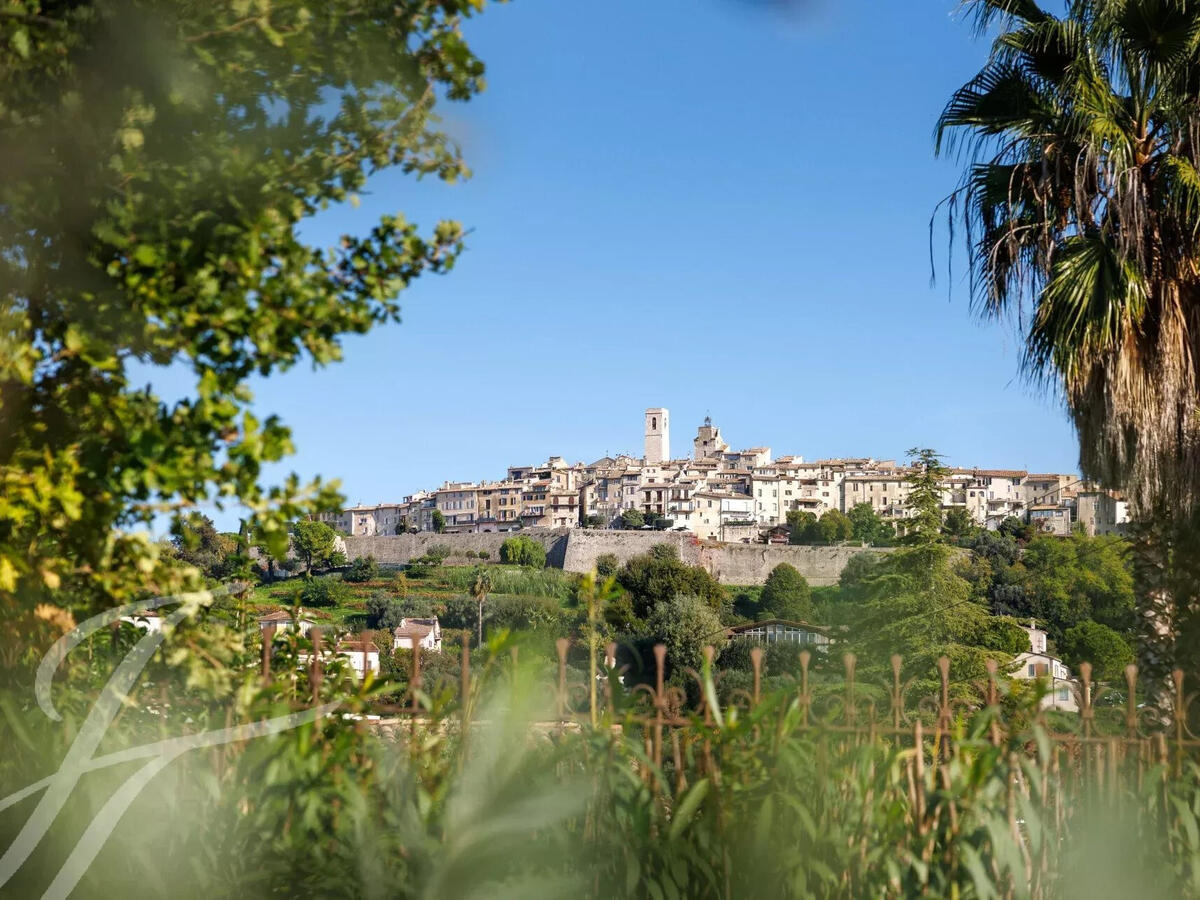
left=393, top=617, right=442, bottom=652
left=1012, top=620, right=1078, bottom=712
left=259, top=609, right=316, bottom=636
left=337, top=638, right=380, bottom=678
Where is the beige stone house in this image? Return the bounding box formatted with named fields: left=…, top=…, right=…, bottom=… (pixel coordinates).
left=1028, top=504, right=1073, bottom=536
left=842, top=473, right=913, bottom=519
left=1075, top=487, right=1128, bottom=536
left=475, top=481, right=523, bottom=531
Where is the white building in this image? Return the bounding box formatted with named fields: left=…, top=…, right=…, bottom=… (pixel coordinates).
left=1011, top=620, right=1077, bottom=712
left=337, top=638, right=381, bottom=678
left=693, top=491, right=756, bottom=541
left=392, top=617, right=442, bottom=652
left=259, top=609, right=316, bottom=636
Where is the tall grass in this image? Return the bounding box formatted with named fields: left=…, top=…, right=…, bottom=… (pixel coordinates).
left=438, top=565, right=576, bottom=601
left=6, top=623, right=1200, bottom=898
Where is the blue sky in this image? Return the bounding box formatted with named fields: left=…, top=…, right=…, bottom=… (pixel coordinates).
left=195, top=0, right=1081, bottom=525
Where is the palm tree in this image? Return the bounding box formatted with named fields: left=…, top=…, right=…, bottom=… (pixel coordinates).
left=937, top=0, right=1200, bottom=677
left=469, top=567, right=493, bottom=648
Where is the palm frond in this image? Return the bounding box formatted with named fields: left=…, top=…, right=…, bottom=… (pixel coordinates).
left=1028, top=232, right=1148, bottom=381
left=961, top=0, right=1052, bottom=36
left=936, top=61, right=1058, bottom=154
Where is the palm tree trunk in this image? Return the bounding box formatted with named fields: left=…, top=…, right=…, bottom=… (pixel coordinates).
left=1130, top=513, right=1177, bottom=717
left=1139, top=508, right=1200, bottom=724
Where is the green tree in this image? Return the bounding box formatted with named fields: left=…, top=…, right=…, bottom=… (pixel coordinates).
left=431, top=510, right=447, bottom=534
left=843, top=449, right=1021, bottom=694
left=255, top=531, right=289, bottom=583
left=838, top=551, right=887, bottom=604
left=1060, top=620, right=1135, bottom=683
left=903, top=448, right=948, bottom=552
left=816, top=509, right=854, bottom=544
left=170, top=512, right=237, bottom=580
left=0, top=0, right=487, bottom=656
left=366, top=594, right=405, bottom=632
left=998, top=517, right=1034, bottom=545
left=759, top=563, right=813, bottom=622
left=499, top=535, right=546, bottom=569
left=845, top=547, right=1016, bottom=697
left=1019, top=534, right=1135, bottom=644
left=425, top=544, right=452, bottom=564
left=646, top=595, right=727, bottom=680
left=292, top=520, right=338, bottom=575
left=620, top=509, right=645, bottom=530
left=787, top=510, right=816, bottom=545
left=848, top=502, right=895, bottom=546
left=942, top=507, right=975, bottom=541
left=617, top=546, right=724, bottom=620
left=938, top=1, right=1200, bottom=682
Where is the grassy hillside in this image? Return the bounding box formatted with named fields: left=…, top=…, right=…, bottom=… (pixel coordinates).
left=250, top=563, right=581, bottom=633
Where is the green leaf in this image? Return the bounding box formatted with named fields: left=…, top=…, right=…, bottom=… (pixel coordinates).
left=668, top=778, right=710, bottom=841
left=11, top=28, right=30, bottom=59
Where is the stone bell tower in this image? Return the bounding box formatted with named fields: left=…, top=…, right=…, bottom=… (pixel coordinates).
left=644, top=408, right=669, bottom=464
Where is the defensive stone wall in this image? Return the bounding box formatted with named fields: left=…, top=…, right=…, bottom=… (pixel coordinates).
left=345, top=529, right=571, bottom=568
left=346, top=529, right=891, bottom=586
left=695, top=542, right=890, bottom=586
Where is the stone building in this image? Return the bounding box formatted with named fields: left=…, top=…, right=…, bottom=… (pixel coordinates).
left=693, top=416, right=729, bottom=460
left=1028, top=504, right=1072, bottom=536
left=1023, top=473, right=1076, bottom=508
left=475, top=482, right=523, bottom=532
left=644, top=407, right=670, bottom=464
left=1075, top=487, right=1128, bottom=536
left=435, top=482, right=479, bottom=533
left=842, top=474, right=913, bottom=520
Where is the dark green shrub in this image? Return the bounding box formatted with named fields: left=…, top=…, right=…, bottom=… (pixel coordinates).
left=343, top=554, right=379, bottom=583
left=294, top=577, right=348, bottom=608
left=595, top=553, right=619, bottom=578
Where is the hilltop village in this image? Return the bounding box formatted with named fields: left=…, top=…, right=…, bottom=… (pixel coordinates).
left=328, top=409, right=1128, bottom=542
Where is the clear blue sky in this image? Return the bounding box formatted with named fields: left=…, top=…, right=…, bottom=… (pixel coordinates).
left=184, top=0, right=1082, bottom=525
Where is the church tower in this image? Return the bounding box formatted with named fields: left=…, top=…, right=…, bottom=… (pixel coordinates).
left=644, top=408, right=669, bottom=464
left=693, top=415, right=729, bottom=460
